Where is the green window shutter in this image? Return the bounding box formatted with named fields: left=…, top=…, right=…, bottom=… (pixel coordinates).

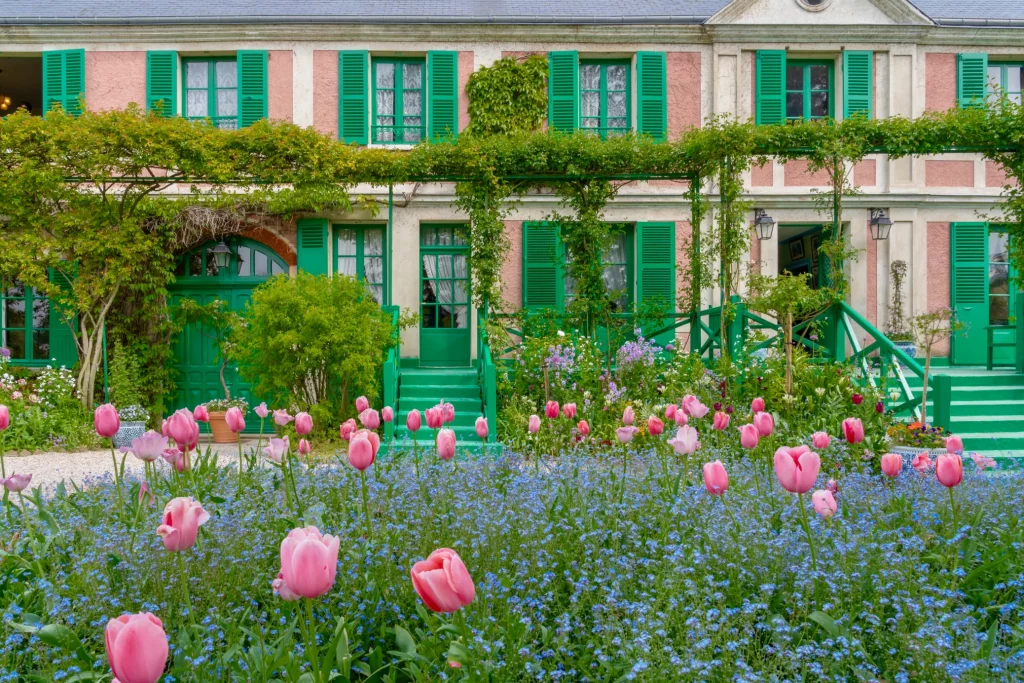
left=47, top=267, right=79, bottom=368
left=42, top=49, right=86, bottom=117
left=637, top=222, right=676, bottom=346
left=427, top=51, right=459, bottom=141
left=842, top=51, right=873, bottom=120
left=237, top=50, right=268, bottom=128
left=339, top=51, right=369, bottom=144
left=548, top=51, right=579, bottom=134
left=957, top=53, right=989, bottom=110
left=636, top=52, right=668, bottom=141
left=755, top=50, right=786, bottom=125
left=951, top=222, right=989, bottom=365
left=296, top=218, right=330, bottom=276
left=522, top=222, right=563, bottom=311
left=146, top=51, right=178, bottom=117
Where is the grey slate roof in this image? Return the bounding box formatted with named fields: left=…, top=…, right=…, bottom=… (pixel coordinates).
left=2, top=0, right=1022, bottom=26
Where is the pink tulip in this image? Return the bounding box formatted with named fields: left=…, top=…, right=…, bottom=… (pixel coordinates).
left=665, top=404, right=677, bottom=421
left=425, top=407, right=444, bottom=430
left=156, top=497, right=209, bottom=552
left=298, top=439, right=312, bottom=456
left=880, top=453, right=902, bottom=478
left=294, top=412, right=313, bottom=435
left=406, top=409, right=422, bottom=433
left=753, top=411, right=774, bottom=437
left=826, top=479, right=839, bottom=494
left=577, top=419, right=590, bottom=436
left=528, top=415, right=541, bottom=434
left=263, top=436, right=289, bottom=464
left=355, top=396, right=370, bottom=413
left=945, top=435, right=964, bottom=454
left=773, top=445, right=821, bottom=494
left=348, top=435, right=375, bottom=470
left=160, top=419, right=170, bottom=438
left=273, top=409, right=294, bottom=427
left=359, top=408, right=380, bottom=430
left=751, top=397, right=765, bottom=413
left=622, top=406, right=635, bottom=425
left=255, top=402, right=269, bottom=419
left=353, top=429, right=381, bottom=458
left=441, top=402, right=455, bottom=424
left=381, top=406, right=394, bottom=423
left=738, top=423, right=759, bottom=449
left=616, top=426, right=638, bottom=444
left=0, top=405, right=8, bottom=431
left=475, top=416, right=488, bottom=439
left=702, top=460, right=728, bottom=495
left=340, top=418, right=357, bottom=441
left=842, top=417, right=864, bottom=444
left=225, top=406, right=246, bottom=433
left=2, top=473, right=31, bottom=492
left=682, top=395, right=710, bottom=419
left=166, top=409, right=197, bottom=448
left=410, top=548, right=475, bottom=613
left=647, top=416, right=665, bottom=436
left=138, top=481, right=155, bottom=507
left=970, top=453, right=997, bottom=470
left=273, top=570, right=301, bottom=601
left=193, top=404, right=209, bottom=423
left=94, top=403, right=120, bottom=438
left=911, top=452, right=934, bottom=472
left=562, top=403, right=577, bottom=419
left=105, top=613, right=169, bottom=683
left=936, top=453, right=963, bottom=488
left=162, top=448, right=186, bottom=473
left=436, top=428, right=456, bottom=460
left=545, top=401, right=560, bottom=419
left=812, top=490, right=837, bottom=518
left=811, top=431, right=831, bottom=450
left=712, top=411, right=730, bottom=431
left=668, top=425, right=700, bottom=455
left=674, top=410, right=688, bottom=426
left=278, top=526, right=340, bottom=599
left=122, top=431, right=168, bottom=462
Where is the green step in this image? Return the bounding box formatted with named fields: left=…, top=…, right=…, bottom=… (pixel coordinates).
left=400, top=369, right=478, bottom=386
left=397, top=397, right=481, bottom=413
left=399, top=384, right=481, bottom=399
left=393, top=425, right=486, bottom=441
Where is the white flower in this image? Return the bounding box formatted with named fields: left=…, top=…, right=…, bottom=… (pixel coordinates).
left=814, top=387, right=826, bottom=397
left=557, top=330, right=566, bottom=337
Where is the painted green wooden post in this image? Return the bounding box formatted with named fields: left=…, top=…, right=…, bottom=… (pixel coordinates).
left=727, top=294, right=745, bottom=360
left=819, top=301, right=844, bottom=362
left=690, top=310, right=702, bottom=355
left=382, top=305, right=398, bottom=445
left=932, top=374, right=952, bottom=429
left=1015, top=292, right=1024, bottom=374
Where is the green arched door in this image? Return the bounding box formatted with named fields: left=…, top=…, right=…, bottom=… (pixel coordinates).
left=169, top=238, right=288, bottom=424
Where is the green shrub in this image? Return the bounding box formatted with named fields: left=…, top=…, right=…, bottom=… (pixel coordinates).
left=108, top=341, right=149, bottom=420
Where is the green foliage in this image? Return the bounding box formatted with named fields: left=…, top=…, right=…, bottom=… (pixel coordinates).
left=0, top=358, right=97, bottom=451
left=464, top=55, right=548, bottom=137
left=107, top=341, right=148, bottom=420
left=230, top=273, right=406, bottom=433
left=887, top=260, right=912, bottom=342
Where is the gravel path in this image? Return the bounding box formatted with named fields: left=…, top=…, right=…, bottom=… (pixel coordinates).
left=3, top=439, right=265, bottom=491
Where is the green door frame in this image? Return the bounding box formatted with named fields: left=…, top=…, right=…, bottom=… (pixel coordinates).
left=419, top=224, right=471, bottom=367
left=950, top=222, right=1016, bottom=366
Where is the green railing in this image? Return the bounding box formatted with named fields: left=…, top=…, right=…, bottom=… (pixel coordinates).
left=381, top=305, right=400, bottom=445
left=476, top=303, right=498, bottom=447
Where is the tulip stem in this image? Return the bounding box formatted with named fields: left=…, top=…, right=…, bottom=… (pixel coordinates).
left=110, top=444, right=125, bottom=514
left=175, top=551, right=196, bottom=625
left=0, top=434, right=6, bottom=478
left=360, top=469, right=373, bottom=542
left=16, top=491, right=34, bottom=538
left=619, top=444, right=629, bottom=505
left=236, top=434, right=244, bottom=499
left=455, top=608, right=472, bottom=676
left=412, top=433, right=420, bottom=478
left=255, top=417, right=265, bottom=471
left=303, top=598, right=323, bottom=683
left=796, top=493, right=818, bottom=572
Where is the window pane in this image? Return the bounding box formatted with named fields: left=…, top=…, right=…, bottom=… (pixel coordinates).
left=4, top=283, right=26, bottom=329
left=581, top=64, right=601, bottom=90
left=990, top=264, right=1009, bottom=295
left=990, top=231, right=1009, bottom=263
left=402, top=118, right=422, bottom=143
left=1009, top=67, right=1023, bottom=93
left=454, top=306, right=468, bottom=329
left=254, top=250, right=268, bottom=277
left=403, top=63, right=422, bottom=89
left=217, top=89, right=237, bottom=118
left=364, top=228, right=383, bottom=256
left=454, top=228, right=468, bottom=245
left=810, top=65, right=829, bottom=90
left=604, top=234, right=627, bottom=264
left=404, top=90, right=422, bottom=116
left=810, top=91, right=829, bottom=118
left=215, top=61, right=237, bottom=88
left=186, top=62, right=208, bottom=89
left=205, top=249, right=219, bottom=276
left=4, top=331, right=25, bottom=359
left=422, top=229, right=437, bottom=246
left=786, top=93, right=804, bottom=118
left=368, top=285, right=383, bottom=304
left=437, top=229, right=452, bottom=246
left=271, top=261, right=286, bottom=276
left=376, top=89, right=395, bottom=116
left=607, top=65, right=626, bottom=91
left=991, top=295, right=1010, bottom=325
left=336, top=228, right=357, bottom=256
left=608, top=91, right=626, bottom=118
left=337, top=257, right=357, bottom=277
left=33, top=328, right=49, bottom=361
left=422, top=304, right=436, bottom=328
left=236, top=246, right=251, bottom=276
left=988, top=66, right=1003, bottom=93
left=32, top=290, right=48, bottom=331
left=786, top=65, right=803, bottom=90
left=581, top=91, right=601, bottom=118
left=189, top=251, right=202, bottom=276
left=186, top=90, right=209, bottom=118
left=454, top=280, right=468, bottom=304
left=376, top=63, right=395, bottom=89
left=364, top=256, right=383, bottom=282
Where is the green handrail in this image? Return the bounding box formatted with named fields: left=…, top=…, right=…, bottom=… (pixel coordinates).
left=381, top=305, right=400, bottom=445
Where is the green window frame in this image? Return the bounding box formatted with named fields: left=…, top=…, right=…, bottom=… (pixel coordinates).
left=579, top=60, right=631, bottom=138
left=183, top=58, right=239, bottom=130
left=334, top=225, right=387, bottom=305
left=419, top=225, right=470, bottom=331
left=785, top=60, right=834, bottom=122
left=1, top=279, right=50, bottom=364
left=988, top=227, right=1014, bottom=326
left=372, top=57, right=425, bottom=144
left=987, top=62, right=1024, bottom=106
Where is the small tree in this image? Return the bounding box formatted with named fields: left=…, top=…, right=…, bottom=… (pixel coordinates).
left=172, top=298, right=241, bottom=402
left=887, top=260, right=912, bottom=342
left=909, top=307, right=963, bottom=425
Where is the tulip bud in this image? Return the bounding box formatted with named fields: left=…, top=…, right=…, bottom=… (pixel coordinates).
left=294, top=412, right=313, bottom=436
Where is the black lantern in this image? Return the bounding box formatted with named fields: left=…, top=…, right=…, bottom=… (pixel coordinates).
left=870, top=209, right=893, bottom=241
left=753, top=208, right=775, bottom=241
left=211, top=241, right=233, bottom=269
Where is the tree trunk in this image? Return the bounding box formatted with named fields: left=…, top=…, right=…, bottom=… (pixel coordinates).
left=220, top=357, right=231, bottom=401
left=920, top=350, right=931, bottom=425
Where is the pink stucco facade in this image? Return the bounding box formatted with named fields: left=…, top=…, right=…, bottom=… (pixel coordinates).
left=312, top=50, right=339, bottom=137
left=458, top=51, right=473, bottom=132
left=925, top=159, right=974, bottom=187
left=751, top=160, right=773, bottom=187
left=784, top=159, right=830, bottom=187
left=927, top=221, right=952, bottom=355
left=925, top=53, right=957, bottom=113
left=268, top=50, right=293, bottom=122
left=667, top=52, right=701, bottom=137
left=854, top=159, right=876, bottom=187
left=86, top=51, right=146, bottom=112
left=986, top=160, right=1018, bottom=188
left=502, top=220, right=524, bottom=310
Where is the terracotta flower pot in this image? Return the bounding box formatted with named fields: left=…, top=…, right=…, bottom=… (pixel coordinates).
left=208, top=411, right=237, bottom=444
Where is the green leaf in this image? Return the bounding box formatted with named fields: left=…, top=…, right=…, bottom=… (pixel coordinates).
left=447, top=640, right=470, bottom=666
left=809, top=611, right=840, bottom=638
left=393, top=625, right=417, bottom=657
left=981, top=620, right=999, bottom=659
left=37, top=624, right=83, bottom=652
left=335, top=627, right=351, bottom=680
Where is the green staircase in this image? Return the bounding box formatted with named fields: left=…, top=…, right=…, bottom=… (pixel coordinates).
left=390, top=365, right=495, bottom=455
left=901, top=368, right=1024, bottom=459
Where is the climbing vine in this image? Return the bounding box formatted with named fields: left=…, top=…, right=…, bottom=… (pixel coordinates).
left=464, top=55, right=548, bottom=137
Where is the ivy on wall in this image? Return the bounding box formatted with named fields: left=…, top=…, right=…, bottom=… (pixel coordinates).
left=464, top=55, right=548, bottom=137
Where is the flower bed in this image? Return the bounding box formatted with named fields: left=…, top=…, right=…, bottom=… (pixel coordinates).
left=2, top=441, right=1022, bottom=680
left=0, top=357, right=97, bottom=451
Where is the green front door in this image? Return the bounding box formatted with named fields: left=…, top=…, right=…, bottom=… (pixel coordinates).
left=419, top=225, right=471, bottom=367
left=170, top=238, right=287, bottom=424
left=951, top=223, right=1016, bottom=366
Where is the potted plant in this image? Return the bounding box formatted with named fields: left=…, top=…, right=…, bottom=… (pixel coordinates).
left=108, top=342, right=151, bottom=448
left=886, top=421, right=949, bottom=459
left=173, top=298, right=244, bottom=443
left=887, top=261, right=916, bottom=360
